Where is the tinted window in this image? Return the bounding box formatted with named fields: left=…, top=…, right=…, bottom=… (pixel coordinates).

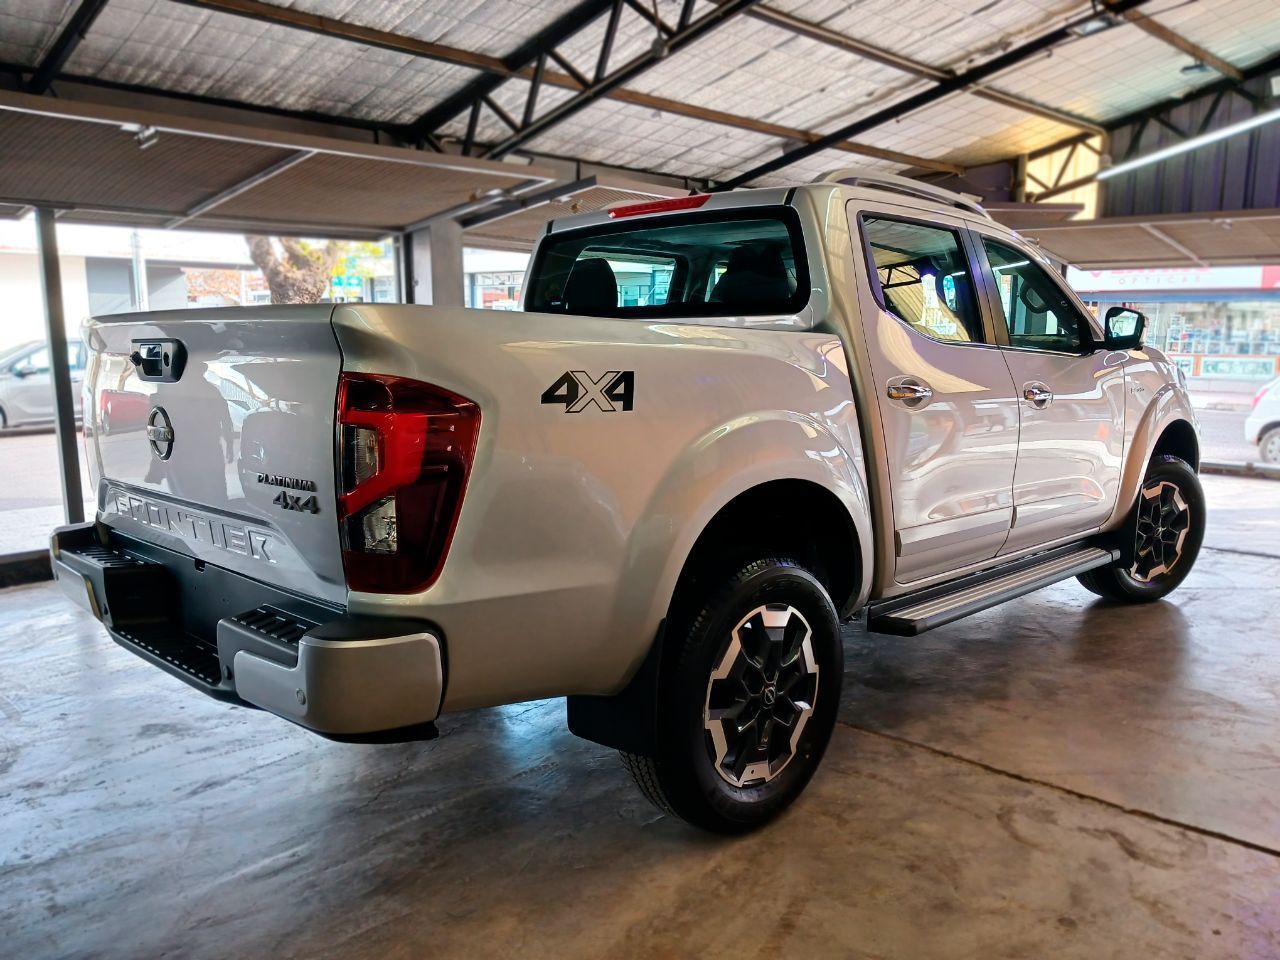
left=862, top=216, right=983, bottom=344
left=526, top=209, right=808, bottom=319
left=983, top=238, right=1091, bottom=354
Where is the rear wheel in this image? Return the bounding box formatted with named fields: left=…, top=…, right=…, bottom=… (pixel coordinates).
left=621, top=558, right=842, bottom=833
left=1260, top=427, right=1280, bottom=464
left=1077, top=454, right=1204, bottom=602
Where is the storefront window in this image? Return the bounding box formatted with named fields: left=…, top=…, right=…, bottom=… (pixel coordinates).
left=1069, top=266, right=1280, bottom=464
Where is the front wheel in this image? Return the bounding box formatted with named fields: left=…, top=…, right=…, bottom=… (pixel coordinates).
left=1260, top=427, right=1280, bottom=465
left=621, top=558, right=843, bottom=833
left=1078, top=454, right=1205, bottom=602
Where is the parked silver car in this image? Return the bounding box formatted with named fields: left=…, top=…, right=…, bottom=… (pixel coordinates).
left=0, top=340, right=85, bottom=428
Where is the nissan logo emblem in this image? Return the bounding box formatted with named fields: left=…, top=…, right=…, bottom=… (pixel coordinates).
left=146, top=406, right=174, bottom=460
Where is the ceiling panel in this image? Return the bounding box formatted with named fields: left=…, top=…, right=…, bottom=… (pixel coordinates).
left=62, top=0, right=483, bottom=124
left=630, top=13, right=923, bottom=134
left=277, top=0, right=585, bottom=59
left=0, top=0, right=75, bottom=66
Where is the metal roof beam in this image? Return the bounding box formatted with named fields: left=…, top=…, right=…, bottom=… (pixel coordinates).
left=1140, top=223, right=1207, bottom=267
left=714, top=0, right=1154, bottom=189
left=722, top=1, right=1105, bottom=135
left=24, top=0, right=111, bottom=95
left=170, top=0, right=509, bottom=73
left=165, top=0, right=956, bottom=174
left=1025, top=50, right=1280, bottom=200
left=1106, top=4, right=1244, bottom=81
left=485, top=0, right=766, bottom=158
left=459, top=177, right=598, bottom=229
left=404, top=0, right=616, bottom=142
left=166, top=149, right=316, bottom=229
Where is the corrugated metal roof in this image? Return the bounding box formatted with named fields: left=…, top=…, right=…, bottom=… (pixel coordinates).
left=1, top=0, right=1276, bottom=194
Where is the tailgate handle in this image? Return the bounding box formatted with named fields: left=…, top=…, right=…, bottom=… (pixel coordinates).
left=129, top=339, right=187, bottom=383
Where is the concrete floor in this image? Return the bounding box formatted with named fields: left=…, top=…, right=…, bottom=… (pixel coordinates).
left=3, top=478, right=1280, bottom=959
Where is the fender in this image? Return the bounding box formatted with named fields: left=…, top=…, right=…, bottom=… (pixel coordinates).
left=1103, top=374, right=1198, bottom=532
left=604, top=408, right=874, bottom=694
left=570, top=409, right=873, bottom=755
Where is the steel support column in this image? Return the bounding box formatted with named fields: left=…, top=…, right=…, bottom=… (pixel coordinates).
left=409, top=219, right=464, bottom=307
left=34, top=207, right=84, bottom=525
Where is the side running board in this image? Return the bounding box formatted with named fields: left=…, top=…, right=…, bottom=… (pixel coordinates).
left=867, top=544, right=1118, bottom=637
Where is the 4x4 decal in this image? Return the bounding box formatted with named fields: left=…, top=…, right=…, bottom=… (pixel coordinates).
left=541, top=370, right=634, bottom=413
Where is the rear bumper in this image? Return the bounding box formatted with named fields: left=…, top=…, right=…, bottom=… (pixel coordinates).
left=50, top=521, right=444, bottom=737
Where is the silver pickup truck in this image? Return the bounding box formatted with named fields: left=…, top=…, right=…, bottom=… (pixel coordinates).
left=51, top=171, right=1203, bottom=833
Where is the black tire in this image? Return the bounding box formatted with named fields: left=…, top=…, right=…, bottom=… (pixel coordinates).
left=1077, top=454, right=1205, bottom=602
left=621, top=558, right=842, bottom=833
left=1260, top=427, right=1280, bottom=465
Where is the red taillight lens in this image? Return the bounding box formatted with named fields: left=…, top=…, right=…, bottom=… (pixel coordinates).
left=1253, top=384, right=1269, bottom=410
left=336, top=373, right=480, bottom=594
left=607, top=194, right=710, bottom=218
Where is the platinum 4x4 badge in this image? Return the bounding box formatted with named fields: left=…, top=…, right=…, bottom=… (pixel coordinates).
left=541, top=370, right=634, bottom=413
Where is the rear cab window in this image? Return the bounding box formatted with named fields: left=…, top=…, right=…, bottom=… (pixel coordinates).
left=526, top=207, right=809, bottom=320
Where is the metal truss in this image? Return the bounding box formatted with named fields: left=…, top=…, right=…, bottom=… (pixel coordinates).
left=410, top=0, right=767, bottom=160
left=1027, top=50, right=1280, bottom=203
left=714, top=0, right=1155, bottom=189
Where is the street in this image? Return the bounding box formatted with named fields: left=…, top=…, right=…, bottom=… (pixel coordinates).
left=1195, top=406, right=1259, bottom=463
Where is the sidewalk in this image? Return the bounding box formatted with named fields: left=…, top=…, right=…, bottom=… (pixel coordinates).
left=1189, top=390, right=1253, bottom=413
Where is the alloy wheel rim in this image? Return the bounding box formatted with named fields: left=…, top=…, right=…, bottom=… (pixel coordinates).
left=1130, top=479, right=1191, bottom=583
left=703, top=603, right=819, bottom=788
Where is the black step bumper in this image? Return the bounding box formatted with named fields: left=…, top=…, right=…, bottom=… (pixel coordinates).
left=50, top=521, right=444, bottom=737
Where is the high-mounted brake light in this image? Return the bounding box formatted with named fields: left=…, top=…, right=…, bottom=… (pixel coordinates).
left=336, top=373, right=480, bottom=594
left=607, top=194, right=711, bottom=219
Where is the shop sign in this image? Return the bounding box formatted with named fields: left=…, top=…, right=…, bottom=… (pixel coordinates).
left=1067, top=265, right=1279, bottom=293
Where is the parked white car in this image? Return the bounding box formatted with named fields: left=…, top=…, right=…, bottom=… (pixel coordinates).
left=0, top=339, right=86, bottom=428
left=1245, top=377, right=1280, bottom=463
left=51, top=171, right=1204, bottom=833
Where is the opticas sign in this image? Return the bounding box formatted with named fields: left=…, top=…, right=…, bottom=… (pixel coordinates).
left=1067, top=265, right=1280, bottom=292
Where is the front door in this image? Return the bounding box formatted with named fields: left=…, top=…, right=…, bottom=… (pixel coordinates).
left=974, top=235, right=1127, bottom=553
left=850, top=206, right=1020, bottom=583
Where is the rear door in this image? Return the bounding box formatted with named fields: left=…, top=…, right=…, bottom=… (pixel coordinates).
left=85, top=307, right=347, bottom=603
left=971, top=233, right=1127, bottom=553
left=7, top=343, right=84, bottom=422
left=849, top=204, right=1020, bottom=583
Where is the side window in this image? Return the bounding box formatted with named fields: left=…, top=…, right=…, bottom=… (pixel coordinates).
left=862, top=216, right=983, bottom=344
left=982, top=238, right=1091, bottom=354
left=17, top=347, right=50, bottom=374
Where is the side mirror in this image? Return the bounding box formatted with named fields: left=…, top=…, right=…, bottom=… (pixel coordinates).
left=1104, top=306, right=1145, bottom=351
left=12, top=365, right=35, bottom=379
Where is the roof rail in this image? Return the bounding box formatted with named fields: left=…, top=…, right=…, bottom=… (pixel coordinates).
left=814, top=168, right=991, bottom=219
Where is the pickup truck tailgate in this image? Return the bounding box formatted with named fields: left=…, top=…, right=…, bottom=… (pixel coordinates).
left=85, top=306, right=345, bottom=604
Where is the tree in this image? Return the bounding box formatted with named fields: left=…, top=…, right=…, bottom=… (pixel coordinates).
left=246, top=236, right=339, bottom=304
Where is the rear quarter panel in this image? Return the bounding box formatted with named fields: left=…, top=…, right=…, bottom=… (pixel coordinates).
left=332, top=304, right=872, bottom=712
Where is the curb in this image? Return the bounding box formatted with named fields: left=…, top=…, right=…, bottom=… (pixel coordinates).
left=1201, top=460, right=1280, bottom=481
left=1197, top=402, right=1252, bottom=413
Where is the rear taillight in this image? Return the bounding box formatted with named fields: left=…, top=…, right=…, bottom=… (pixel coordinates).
left=1253, top=384, right=1269, bottom=411
left=336, top=373, right=480, bottom=594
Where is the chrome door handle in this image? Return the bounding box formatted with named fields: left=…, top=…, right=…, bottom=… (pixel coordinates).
left=1023, top=383, right=1053, bottom=407
left=886, top=380, right=933, bottom=404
